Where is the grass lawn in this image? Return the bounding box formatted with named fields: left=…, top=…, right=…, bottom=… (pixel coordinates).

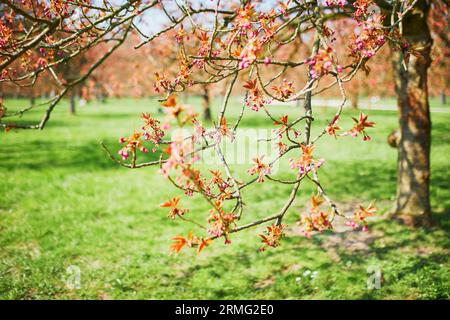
left=1, top=97, right=449, bottom=299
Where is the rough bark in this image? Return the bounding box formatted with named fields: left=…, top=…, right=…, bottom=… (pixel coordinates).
left=391, top=0, right=433, bottom=226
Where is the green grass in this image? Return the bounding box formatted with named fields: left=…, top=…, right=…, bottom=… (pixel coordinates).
left=0, top=97, right=449, bottom=299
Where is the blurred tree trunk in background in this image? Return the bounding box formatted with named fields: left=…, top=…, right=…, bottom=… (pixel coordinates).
left=202, top=85, right=212, bottom=122
left=350, top=92, right=359, bottom=109
left=347, top=80, right=359, bottom=109
left=391, top=0, right=433, bottom=226
left=69, top=92, right=76, bottom=115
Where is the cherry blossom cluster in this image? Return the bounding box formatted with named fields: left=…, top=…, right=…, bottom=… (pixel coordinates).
left=243, top=79, right=271, bottom=111
left=300, top=194, right=332, bottom=237
left=299, top=194, right=377, bottom=237
left=160, top=138, right=199, bottom=179
left=0, top=21, right=12, bottom=49
left=349, top=14, right=387, bottom=59
left=247, top=157, right=272, bottom=183
left=347, top=112, right=376, bottom=141
left=306, top=47, right=342, bottom=80
left=118, top=113, right=165, bottom=160
left=160, top=197, right=188, bottom=219
left=118, top=131, right=147, bottom=161
left=289, top=144, right=325, bottom=176
left=170, top=232, right=211, bottom=254
left=207, top=203, right=238, bottom=241
left=324, top=112, right=375, bottom=141
left=347, top=203, right=377, bottom=231
left=272, top=79, right=295, bottom=100
left=324, top=0, right=348, bottom=8
left=142, top=113, right=165, bottom=148
left=352, top=0, right=375, bottom=19
left=259, top=224, right=286, bottom=251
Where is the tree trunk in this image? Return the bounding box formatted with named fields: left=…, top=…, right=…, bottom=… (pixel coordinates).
left=351, top=93, right=358, bottom=109
left=440, top=91, right=446, bottom=105
left=69, top=93, right=76, bottom=115
left=391, top=0, right=432, bottom=227
left=202, top=85, right=212, bottom=122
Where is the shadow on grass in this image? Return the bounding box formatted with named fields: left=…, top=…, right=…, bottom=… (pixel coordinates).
left=0, top=138, right=163, bottom=171
left=76, top=113, right=149, bottom=120
left=2, top=118, right=81, bottom=130
left=431, top=121, right=450, bottom=146
left=320, top=160, right=397, bottom=200
left=76, top=107, right=164, bottom=120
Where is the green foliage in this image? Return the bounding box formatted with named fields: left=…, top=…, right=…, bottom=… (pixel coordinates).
left=0, top=98, right=449, bottom=299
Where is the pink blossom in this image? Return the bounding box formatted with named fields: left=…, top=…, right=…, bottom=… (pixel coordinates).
left=324, top=0, right=347, bottom=7
left=239, top=58, right=250, bottom=70
left=346, top=221, right=359, bottom=228
left=118, top=149, right=129, bottom=160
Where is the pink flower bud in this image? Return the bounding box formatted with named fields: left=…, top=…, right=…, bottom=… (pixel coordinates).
left=239, top=59, right=250, bottom=70
left=315, top=158, right=325, bottom=169
left=118, top=149, right=129, bottom=160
